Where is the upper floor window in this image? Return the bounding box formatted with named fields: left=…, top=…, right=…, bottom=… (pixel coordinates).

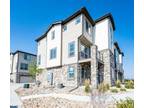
left=24, top=54, right=31, bottom=60
left=63, top=25, right=67, bottom=31
left=68, top=41, right=75, bottom=57
left=50, top=48, right=57, bottom=59
left=51, top=30, right=55, bottom=40
left=67, top=66, right=75, bottom=79
left=80, top=44, right=90, bottom=59
left=85, top=20, right=91, bottom=35
left=75, top=16, right=81, bottom=24
left=20, top=63, right=28, bottom=70
left=38, top=55, right=41, bottom=65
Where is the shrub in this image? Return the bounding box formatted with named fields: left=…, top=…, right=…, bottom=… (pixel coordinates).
left=105, top=83, right=110, bottom=90
left=125, top=80, right=134, bottom=89
left=84, top=79, right=91, bottom=93
left=116, top=98, right=134, bottom=108
left=98, top=83, right=109, bottom=93
left=110, top=88, right=118, bottom=93
left=116, top=80, right=121, bottom=88
left=120, top=88, right=126, bottom=92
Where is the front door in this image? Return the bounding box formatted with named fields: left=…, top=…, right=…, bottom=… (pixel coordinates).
left=80, top=65, right=91, bottom=85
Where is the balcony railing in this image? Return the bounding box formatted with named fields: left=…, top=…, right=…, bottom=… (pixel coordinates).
left=78, top=52, right=91, bottom=60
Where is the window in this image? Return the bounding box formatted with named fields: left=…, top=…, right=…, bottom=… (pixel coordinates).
left=80, top=44, right=90, bottom=59
left=24, top=54, right=31, bottom=60
left=50, top=48, right=57, bottom=59
left=68, top=41, right=75, bottom=57
left=85, top=20, right=91, bottom=35
left=38, top=55, right=41, bottom=65
left=51, top=30, right=55, bottom=40
left=75, top=16, right=81, bottom=24
left=68, top=66, right=75, bottom=79
left=63, top=25, right=67, bottom=31
left=20, top=63, right=28, bottom=70
left=24, top=54, right=27, bottom=60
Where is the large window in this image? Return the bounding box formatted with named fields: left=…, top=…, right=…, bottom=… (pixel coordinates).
left=50, top=48, right=57, bottom=59
left=67, top=66, right=75, bottom=79
left=85, top=20, right=91, bottom=35
left=68, top=41, right=75, bottom=57
left=80, top=44, right=90, bottom=59
left=24, top=54, right=31, bottom=60
left=20, top=63, right=28, bottom=70
left=51, top=30, right=55, bottom=40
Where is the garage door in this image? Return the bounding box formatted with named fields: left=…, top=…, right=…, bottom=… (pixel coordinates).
left=20, top=76, right=34, bottom=83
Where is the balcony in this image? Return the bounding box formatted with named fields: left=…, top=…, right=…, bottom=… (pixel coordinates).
left=78, top=51, right=91, bottom=63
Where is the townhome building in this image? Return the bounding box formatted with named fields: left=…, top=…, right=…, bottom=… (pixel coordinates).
left=35, top=7, right=124, bottom=87
left=10, top=50, right=36, bottom=83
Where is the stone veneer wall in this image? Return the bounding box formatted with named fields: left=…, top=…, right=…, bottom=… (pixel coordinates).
left=91, top=45, right=98, bottom=88
left=37, top=63, right=78, bottom=87
left=100, top=49, right=115, bottom=86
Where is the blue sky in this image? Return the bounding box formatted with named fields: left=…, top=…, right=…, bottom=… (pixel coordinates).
left=10, top=0, right=134, bottom=79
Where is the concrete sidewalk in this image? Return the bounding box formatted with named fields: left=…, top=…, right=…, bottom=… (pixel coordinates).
left=21, top=90, right=134, bottom=102
left=10, top=83, right=23, bottom=108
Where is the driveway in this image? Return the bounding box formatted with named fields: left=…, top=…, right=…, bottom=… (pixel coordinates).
left=10, top=83, right=24, bottom=108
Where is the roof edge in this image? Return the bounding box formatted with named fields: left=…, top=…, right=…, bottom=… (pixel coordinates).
left=12, top=50, right=37, bottom=56
left=114, top=42, right=124, bottom=56
left=95, top=13, right=116, bottom=30
left=35, top=21, right=62, bottom=42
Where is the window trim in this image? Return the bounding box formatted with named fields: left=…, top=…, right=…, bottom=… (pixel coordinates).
left=20, top=63, right=28, bottom=70
left=67, top=66, right=75, bottom=80
left=50, top=47, right=57, bottom=59
left=68, top=41, right=75, bottom=57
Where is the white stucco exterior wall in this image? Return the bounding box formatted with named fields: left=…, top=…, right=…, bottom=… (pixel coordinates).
left=46, top=24, right=62, bottom=68
left=62, top=15, right=82, bottom=65
left=94, top=19, right=114, bottom=51
left=12, top=53, right=18, bottom=73
left=37, top=37, right=47, bottom=68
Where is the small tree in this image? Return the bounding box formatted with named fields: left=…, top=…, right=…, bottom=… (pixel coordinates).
left=28, top=61, right=43, bottom=79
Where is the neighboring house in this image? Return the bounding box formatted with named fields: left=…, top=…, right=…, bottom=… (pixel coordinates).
left=10, top=50, right=37, bottom=83
left=35, top=7, right=124, bottom=87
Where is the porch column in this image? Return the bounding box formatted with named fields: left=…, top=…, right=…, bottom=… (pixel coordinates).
left=91, top=45, right=98, bottom=88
